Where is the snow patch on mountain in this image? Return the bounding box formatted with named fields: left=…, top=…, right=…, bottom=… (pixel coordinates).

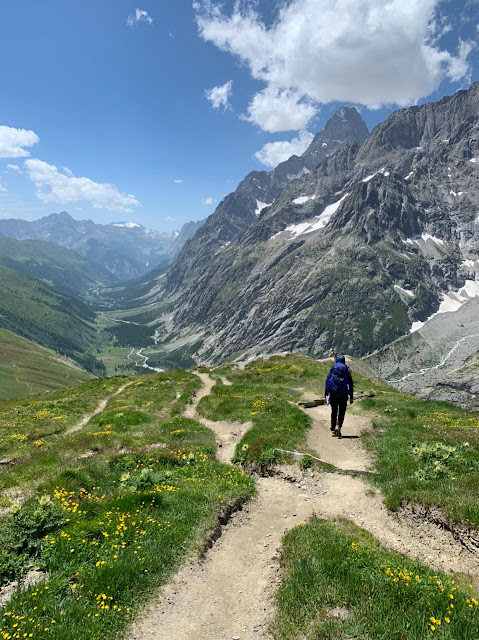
left=272, top=193, right=349, bottom=240
left=255, top=200, right=270, bottom=216
left=394, top=285, right=415, bottom=298
left=292, top=195, right=316, bottom=205
left=403, top=233, right=445, bottom=247
left=411, top=279, right=479, bottom=332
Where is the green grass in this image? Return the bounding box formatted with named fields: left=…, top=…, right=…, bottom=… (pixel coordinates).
left=200, top=353, right=379, bottom=467
left=272, top=517, right=479, bottom=640
left=0, top=329, right=94, bottom=400
left=0, top=264, right=104, bottom=375
left=0, top=369, right=254, bottom=640
left=360, top=391, right=479, bottom=526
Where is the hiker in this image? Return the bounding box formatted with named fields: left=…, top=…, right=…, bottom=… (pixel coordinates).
left=324, top=354, right=354, bottom=439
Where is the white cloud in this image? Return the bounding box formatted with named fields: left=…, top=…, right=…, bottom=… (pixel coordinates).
left=7, top=164, right=20, bottom=172
left=127, top=8, right=153, bottom=27
left=195, top=0, right=475, bottom=131
left=0, top=125, right=39, bottom=158
left=202, top=197, right=216, bottom=205
left=24, top=159, right=140, bottom=213
left=255, top=131, right=314, bottom=168
left=173, top=178, right=184, bottom=183
left=0, top=183, right=7, bottom=193
left=205, top=80, right=233, bottom=110
left=244, top=87, right=316, bottom=132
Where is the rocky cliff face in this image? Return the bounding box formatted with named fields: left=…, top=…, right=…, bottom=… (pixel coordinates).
left=125, top=83, right=479, bottom=365
left=0, top=213, right=201, bottom=281
left=422, top=350, right=479, bottom=410
left=163, top=107, right=369, bottom=294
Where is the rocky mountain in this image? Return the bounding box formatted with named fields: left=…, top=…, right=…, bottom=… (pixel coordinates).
left=0, top=213, right=204, bottom=281
left=113, top=83, right=479, bottom=368
left=422, top=349, right=479, bottom=409
left=0, top=233, right=114, bottom=298
left=164, top=107, right=369, bottom=294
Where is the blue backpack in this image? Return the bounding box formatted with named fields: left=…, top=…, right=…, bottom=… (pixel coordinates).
left=326, top=363, right=350, bottom=397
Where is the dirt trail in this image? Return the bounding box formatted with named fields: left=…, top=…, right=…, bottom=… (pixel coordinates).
left=302, top=395, right=372, bottom=472
left=185, top=372, right=251, bottom=464
left=129, top=375, right=479, bottom=640
left=65, top=381, right=135, bottom=435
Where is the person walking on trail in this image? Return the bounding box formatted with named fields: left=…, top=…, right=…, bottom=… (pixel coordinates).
left=325, top=354, right=354, bottom=439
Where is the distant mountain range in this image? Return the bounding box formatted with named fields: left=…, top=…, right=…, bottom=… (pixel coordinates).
left=0, top=212, right=204, bottom=280
left=115, top=83, right=479, bottom=372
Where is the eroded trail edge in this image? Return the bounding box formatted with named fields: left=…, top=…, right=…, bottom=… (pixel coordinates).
left=129, top=374, right=478, bottom=640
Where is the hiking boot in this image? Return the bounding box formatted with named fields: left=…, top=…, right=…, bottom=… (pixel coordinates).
left=334, top=426, right=341, bottom=439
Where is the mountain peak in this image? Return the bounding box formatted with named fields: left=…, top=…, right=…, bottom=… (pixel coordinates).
left=47, top=211, right=74, bottom=221
left=321, top=106, right=369, bottom=143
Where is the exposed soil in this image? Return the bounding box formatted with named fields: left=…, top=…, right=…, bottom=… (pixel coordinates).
left=129, top=374, right=479, bottom=640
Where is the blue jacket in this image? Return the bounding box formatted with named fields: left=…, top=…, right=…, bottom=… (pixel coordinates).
left=325, top=355, right=354, bottom=400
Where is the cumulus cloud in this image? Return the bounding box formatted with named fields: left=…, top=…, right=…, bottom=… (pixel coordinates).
left=127, top=8, right=153, bottom=27
left=173, top=178, right=184, bottom=183
left=244, top=87, right=316, bottom=133
left=195, top=0, right=474, bottom=131
left=202, top=197, right=216, bottom=205
left=0, top=125, right=39, bottom=158
left=7, top=164, right=21, bottom=172
left=205, top=80, right=233, bottom=110
left=255, top=131, right=314, bottom=168
left=0, top=183, right=7, bottom=193
left=24, top=159, right=140, bottom=213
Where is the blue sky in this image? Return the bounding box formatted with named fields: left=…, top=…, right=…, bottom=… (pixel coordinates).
left=0, top=0, right=477, bottom=232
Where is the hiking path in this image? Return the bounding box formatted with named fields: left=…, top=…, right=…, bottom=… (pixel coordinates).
left=129, top=374, right=478, bottom=640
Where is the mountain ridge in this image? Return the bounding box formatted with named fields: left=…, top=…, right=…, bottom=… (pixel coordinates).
left=0, top=212, right=205, bottom=281
left=122, top=82, right=479, bottom=367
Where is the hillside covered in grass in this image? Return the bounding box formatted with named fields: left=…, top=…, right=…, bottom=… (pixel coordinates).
left=0, top=329, right=93, bottom=400
left=0, top=354, right=477, bottom=640
left=0, top=234, right=115, bottom=300
left=0, top=264, right=104, bottom=375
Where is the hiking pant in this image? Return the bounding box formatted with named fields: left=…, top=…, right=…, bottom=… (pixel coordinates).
left=330, top=395, right=348, bottom=430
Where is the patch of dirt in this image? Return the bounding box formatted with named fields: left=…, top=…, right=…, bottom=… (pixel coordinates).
left=0, top=569, right=45, bottom=607
left=185, top=372, right=251, bottom=464
left=65, top=381, right=135, bottom=435
left=301, top=398, right=372, bottom=472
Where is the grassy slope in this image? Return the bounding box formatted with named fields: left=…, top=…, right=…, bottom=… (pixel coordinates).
left=273, top=517, right=478, bottom=640
left=0, top=234, right=115, bottom=299
left=0, top=329, right=93, bottom=400
left=0, top=370, right=253, bottom=640
left=0, top=354, right=478, bottom=640
left=361, top=389, right=479, bottom=526
left=0, top=264, right=104, bottom=374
